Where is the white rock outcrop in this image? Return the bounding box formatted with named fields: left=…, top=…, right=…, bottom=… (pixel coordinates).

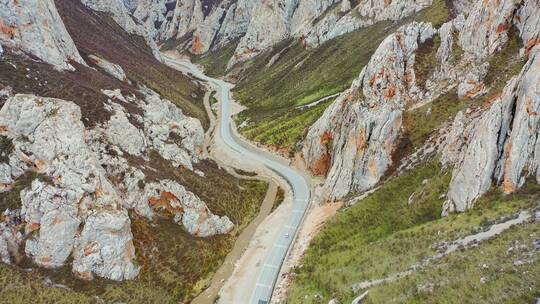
left=22, top=180, right=82, bottom=268
left=303, top=22, right=435, bottom=201
left=458, top=0, right=516, bottom=60
left=72, top=210, right=138, bottom=281
left=0, top=221, right=22, bottom=264
left=443, top=45, right=540, bottom=214
left=0, top=94, right=138, bottom=279
left=301, top=0, right=432, bottom=48
left=227, top=0, right=301, bottom=68
left=0, top=93, right=231, bottom=280
left=88, top=55, right=128, bottom=82
left=212, top=0, right=262, bottom=50
left=0, top=0, right=86, bottom=70
left=140, top=180, right=234, bottom=237
left=132, top=0, right=433, bottom=69
left=139, top=88, right=205, bottom=169
left=438, top=0, right=540, bottom=214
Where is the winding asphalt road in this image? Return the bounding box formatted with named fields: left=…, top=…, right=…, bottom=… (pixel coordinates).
left=163, top=56, right=311, bottom=304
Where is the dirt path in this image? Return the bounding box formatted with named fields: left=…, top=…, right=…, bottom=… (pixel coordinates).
left=351, top=210, right=534, bottom=292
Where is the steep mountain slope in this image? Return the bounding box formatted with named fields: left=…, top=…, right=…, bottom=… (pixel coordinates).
left=303, top=0, right=540, bottom=204
left=283, top=0, right=540, bottom=302
left=154, top=0, right=540, bottom=303
left=211, top=0, right=451, bottom=152
left=0, top=0, right=267, bottom=302
left=1, top=0, right=540, bottom=303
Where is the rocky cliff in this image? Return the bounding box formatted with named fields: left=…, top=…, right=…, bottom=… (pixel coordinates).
left=126, top=0, right=435, bottom=69
left=0, top=0, right=236, bottom=283
left=443, top=0, right=540, bottom=214
left=303, top=0, right=540, bottom=210
left=0, top=0, right=86, bottom=70
left=303, top=21, right=435, bottom=201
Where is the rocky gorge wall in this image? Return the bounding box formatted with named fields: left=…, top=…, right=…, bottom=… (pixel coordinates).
left=303, top=0, right=540, bottom=213
left=0, top=0, right=236, bottom=283
left=127, top=0, right=435, bottom=69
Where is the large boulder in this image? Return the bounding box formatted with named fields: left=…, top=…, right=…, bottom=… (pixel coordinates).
left=443, top=45, right=540, bottom=214
left=0, top=0, right=86, bottom=70
left=303, top=22, right=435, bottom=201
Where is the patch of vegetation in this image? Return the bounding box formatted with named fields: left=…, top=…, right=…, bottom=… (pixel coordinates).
left=414, top=35, right=441, bottom=90
left=311, top=2, right=345, bottom=25
left=0, top=264, right=93, bottom=304
left=14, top=158, right=268, bottom=303
left=233, top=0, right=452, bottom=151
left=0, top=171, right=50, bottom=211
left=209, top=92, right=218, bottom=106
left=404, top=90, right=464, bottom=148
left=288, top=160, right=449, bottom=301
left=451, top=31, right=464, bottom=62
left=484, top=27, right=525, bottom=88
left=287, top=161, right=540, bottom=303
left=0, top=50, right=121, bottom=127
left=233, top=168, right=258, bottom=177
left=239, top=98, right=334, bottom=151
left=271, top=187, right=286, bottom=213
left=209, top=91, right=218, bottom=116
left=415, top=0, right=452, bottom=28
left=193, top=40, right=239, bottom=78
left=0, top=136, right=13, bottom=163
left=54, top=0, right=209, bottom=129
left=363, top=222, right=540, bottom=304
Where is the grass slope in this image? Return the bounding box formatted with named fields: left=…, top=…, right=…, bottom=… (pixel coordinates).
left=0, top=2, right=270, bottom=302
left=194, top=40, right=240, bottom=78
left=231, top=0, right=451, bottom=151
left=54, top=0, right=209, bottom=129
left=287, top=160, right=540, bottom=303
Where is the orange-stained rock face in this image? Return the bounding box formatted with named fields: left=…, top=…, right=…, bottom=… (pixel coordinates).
left=367, top=158, right=378, bottom=177
left=191, top=35, right=204, bottom=55
left=526, top=38, right=540, bottom=57
left=0, top=20, right=16, bottom=39
left=385, top=85, right=396, bottom=100
left=501, top=138, right=517, bottom=194
left=311, top=130, right=335, bottom=174
left=84, top=244, right=95, bottom=257
left=311, top=153, right=331, bottom=176
left=0, top=183, right=12, bottom=192
left=29, top=222, right=40, bottom=232
left=526, top=96, right=537, bottom=116
left=496, top=23, right=509, bottom=34
left=34, top=159, right=48, bottom=173
left=320, top=131, right=333, bottom=146
left=40, top=256, right=51, bottom=264
left=464, top=83, right=483, bottom=100
left=356, top=129, right=367, bottom=155
left=485, top=93, right=501, bottom=106
left=148, top=191, right=184, bottom=214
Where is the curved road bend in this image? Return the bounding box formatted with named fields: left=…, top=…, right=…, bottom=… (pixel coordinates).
left=162, top=56, right=311, bottom=304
